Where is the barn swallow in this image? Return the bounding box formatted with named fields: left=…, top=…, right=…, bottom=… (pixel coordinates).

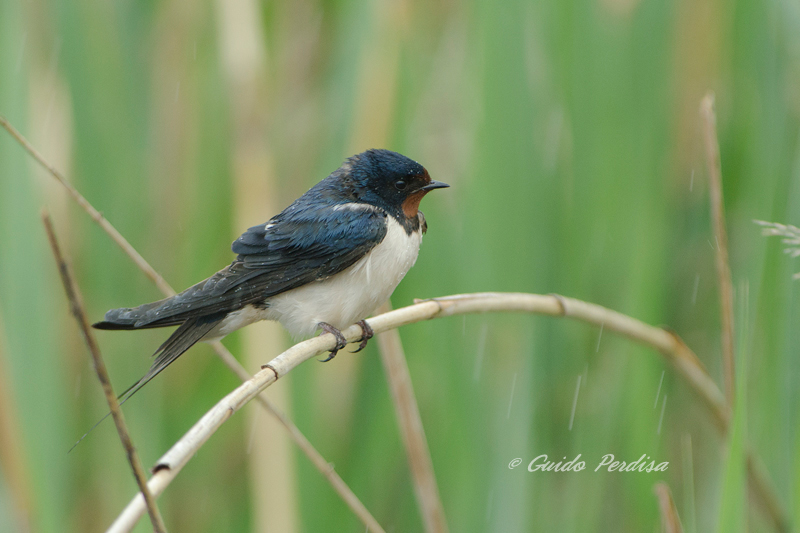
left=94, top=149, right=448, bottom=403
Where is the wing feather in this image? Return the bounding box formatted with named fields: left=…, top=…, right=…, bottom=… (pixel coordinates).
left=98, top=202, right=388, bottom=329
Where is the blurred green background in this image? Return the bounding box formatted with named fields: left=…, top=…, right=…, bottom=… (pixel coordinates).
left=1, top=0, right=799, bottom=531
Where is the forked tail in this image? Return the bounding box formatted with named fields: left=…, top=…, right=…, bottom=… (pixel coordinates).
left=70, top=311, right=226, bottom=452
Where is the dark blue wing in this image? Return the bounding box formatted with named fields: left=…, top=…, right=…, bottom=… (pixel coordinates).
left=229, top=202, right=389, bottom=286
left=101, top=203, right=388, bottom=328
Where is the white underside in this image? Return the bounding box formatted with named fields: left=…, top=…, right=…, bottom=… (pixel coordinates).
left=207, top=215, right=422, bottom=340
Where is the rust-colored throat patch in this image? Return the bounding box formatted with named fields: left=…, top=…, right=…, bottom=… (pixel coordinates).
left=402, top=189, right=430, bottom=218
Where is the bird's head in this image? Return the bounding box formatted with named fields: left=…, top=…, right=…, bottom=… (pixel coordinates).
left=341, top=149, right=449, bottom=217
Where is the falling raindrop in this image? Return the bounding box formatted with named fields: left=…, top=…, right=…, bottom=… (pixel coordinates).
left=473, top=322, right=488, bottom=382
left=506, top=373, right=517, bottom=419
left=654, top=370, right=665, bottom=409
left=15, top=32, right=27, bottom=74
left=595, top=323, right=604, bottom=352
left=569, top=375, right=581, bottom=431
left=246, top=407, right=261, bottom=455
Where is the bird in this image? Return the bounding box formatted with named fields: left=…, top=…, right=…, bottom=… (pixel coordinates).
left=93, top=149, right=448, bottom=404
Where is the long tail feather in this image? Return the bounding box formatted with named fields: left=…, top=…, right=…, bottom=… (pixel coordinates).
left=70, top=311, right=226, bottom=452
left=118, top=311, right=227, bottom=404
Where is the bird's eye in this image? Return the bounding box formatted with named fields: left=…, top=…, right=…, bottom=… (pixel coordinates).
left=394, top=180, right=407, bottom=190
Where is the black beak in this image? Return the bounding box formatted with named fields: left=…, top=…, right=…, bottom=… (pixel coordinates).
left=420, top=180, right=450, bottom=192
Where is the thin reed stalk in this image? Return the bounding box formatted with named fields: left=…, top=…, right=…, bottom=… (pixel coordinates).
left=42, top=211, right=167, bottom=533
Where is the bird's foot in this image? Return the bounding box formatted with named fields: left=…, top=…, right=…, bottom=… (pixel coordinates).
left=351, top=320, right=374, bottom=353
left=318, top=322, right=347, bottom=362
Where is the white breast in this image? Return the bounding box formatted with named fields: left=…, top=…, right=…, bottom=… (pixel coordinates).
left=264, top=215, right=422, bottom=338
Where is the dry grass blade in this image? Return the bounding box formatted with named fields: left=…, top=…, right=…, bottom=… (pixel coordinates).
left=700, top=93, right=736, bottom=406
left=109, top=292, right=787, bottom=532
left=0, top=116, right=385, bottom=532
left=375, top=303, right=449, bottom=533
left=0, top=116, right=174, bottom=296
left=747, top=452, right=791, bottom=533
left=41, top=210, right=167, bottom=533
left=654, top=482, right=683, bottom=533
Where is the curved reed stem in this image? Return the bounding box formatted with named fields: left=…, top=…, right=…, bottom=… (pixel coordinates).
left=109, top=292, right=787, bottom=533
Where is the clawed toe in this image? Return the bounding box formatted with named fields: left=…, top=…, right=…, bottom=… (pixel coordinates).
left=318, top=322, right=347, bottom=362
left=319, top=352, right=337, bottom=363
left=317, top=320, right=375, bottom=360
left=351, top=320, right=374, bottom=353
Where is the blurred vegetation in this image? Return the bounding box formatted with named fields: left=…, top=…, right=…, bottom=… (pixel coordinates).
left=1, top=0, right=799, bottom=531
